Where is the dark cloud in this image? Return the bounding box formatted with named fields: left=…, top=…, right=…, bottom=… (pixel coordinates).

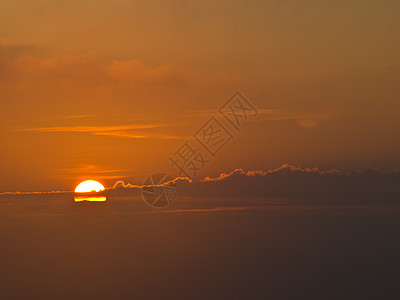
left=0, top=39, right=37, bottom=57
left=1, top=165, right=399, bottom=205
left=103, top=164, right=400, bottom=205
left=176, top=164, right=400, bottom=204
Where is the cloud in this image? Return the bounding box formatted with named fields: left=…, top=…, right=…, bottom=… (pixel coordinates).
left=59, top=164, right=132, bottom=180
left=256, top=109, right=340, bottom=128
left=104, top=164, right=399, bottom=204
left=0, top=40, right=199, bottom=88
left=74, top=164, right=399, bottom=205
left=108, top=59, right=196, bottom=84
left=178, top=164, right=400, bottom=204
left=0, top=39, right=37, bottom=57
left=184, top=108, right=340, bottom=128
left=109, top=177, right=190, bottom=193
left=63, top=114, right=94, bottom=119
left=201, top=164, right=344, bottom=182
left=145, top=206, right=266, bottom=214
left=24, top=124, right=160, bottom=132
left=2, top=165, right=398, bottom=205
left=0, top=190, right=71, bottom=196
left=22, top=124, right=186, bottom=139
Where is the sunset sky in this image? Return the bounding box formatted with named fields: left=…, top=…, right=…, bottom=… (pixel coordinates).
left=2, top=2, right=400, bottom=299
left=1, top=0, right=399, bottom=192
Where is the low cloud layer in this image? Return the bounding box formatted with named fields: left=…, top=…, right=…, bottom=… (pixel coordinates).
left=99, top=164, right=400, bottom=204
left=2, top=164, right=399, bottom=205
left=179, top=164, right=400, bottom=204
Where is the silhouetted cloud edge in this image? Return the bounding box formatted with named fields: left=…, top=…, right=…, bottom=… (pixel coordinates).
left=105, top=164, right=400, bottom=204
left=1, top=164, right=399, bottom=205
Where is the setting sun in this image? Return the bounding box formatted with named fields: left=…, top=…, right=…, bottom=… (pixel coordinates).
left=75, top=180, right=105, bottom=193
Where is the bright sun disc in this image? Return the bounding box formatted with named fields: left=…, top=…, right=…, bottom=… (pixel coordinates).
left=75, top=180, right=105, bottom=193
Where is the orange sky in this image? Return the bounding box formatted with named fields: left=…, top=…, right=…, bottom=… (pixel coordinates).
left=0, top=0, right=399, bottom=192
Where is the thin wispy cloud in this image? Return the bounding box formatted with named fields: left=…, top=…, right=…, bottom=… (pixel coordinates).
left=0, top=190, right=71, bottom=196
left=183, top=108, right=339, bottom=128
left=57, top=164, right=133, bottom=181
left=254, top=109, right=340, bottom=128
left=0, top=41, right=201, bottom=86
left=63, top=114, right=95, bottom=120
left=91, top=131, right=147, bottom=139
left=145, top=206, right=265, bottom=214
left=60, top=164, right=130, bottom=175
left=24, top=124, right=162, bottom=132
left=22, top=124, right=186, bottom=139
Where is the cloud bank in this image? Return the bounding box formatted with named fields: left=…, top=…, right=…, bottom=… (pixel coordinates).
left=179, top=164, right=400, bottom=204
left=103, top=164, right=400, bottom=204
left=1, top=164, right=399, bottom=205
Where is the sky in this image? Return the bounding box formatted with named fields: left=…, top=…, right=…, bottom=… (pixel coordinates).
left=0, top=0, right=399, bottom=192
left=1, top=2, right=400, bottom=299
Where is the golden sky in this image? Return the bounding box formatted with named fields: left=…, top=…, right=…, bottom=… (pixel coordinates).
left=0, top=0, right=399, bottom=192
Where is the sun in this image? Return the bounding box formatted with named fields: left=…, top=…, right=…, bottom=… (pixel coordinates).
left=75, top=180, right=105, bottom=193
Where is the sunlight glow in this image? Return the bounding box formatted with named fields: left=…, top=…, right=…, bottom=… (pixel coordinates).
left=75, top=180, right=105, bottom=193
left=74, top=196, right=107, bottom=202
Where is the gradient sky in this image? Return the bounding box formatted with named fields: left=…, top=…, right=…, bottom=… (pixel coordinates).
left=0, top=0, right=399, bottom=192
